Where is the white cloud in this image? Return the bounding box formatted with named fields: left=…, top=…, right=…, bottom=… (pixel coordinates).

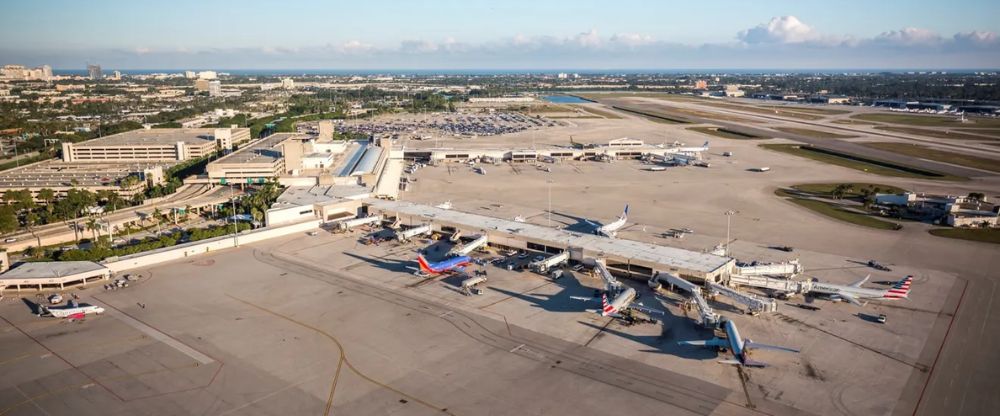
left=738, top=16, right=816, bottom=44
left=400, top=40, right=439, bottom=53
left=134, top=46, right=152, bottom=55
left=953, top=30, right=998, bottom=47
left=572, top=29, right=602, bottom=48
left=610, top=32, right=655, bottom=47
left=873, top=27, right=942, bottom=46
left=337, top=40, right=374, bottom=54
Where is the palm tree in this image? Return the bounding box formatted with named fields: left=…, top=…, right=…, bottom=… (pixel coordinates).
left=85, top=218, right=99, bottom=241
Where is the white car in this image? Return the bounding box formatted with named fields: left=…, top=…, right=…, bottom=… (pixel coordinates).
left=4, top=238, right=16, bottom=243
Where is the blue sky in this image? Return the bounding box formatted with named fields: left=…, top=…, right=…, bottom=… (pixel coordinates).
left=2, top=0, right=999, bottom=69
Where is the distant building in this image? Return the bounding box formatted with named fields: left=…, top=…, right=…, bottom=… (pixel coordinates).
left=723, top=85, right=745, bottom=97
left=194, top=78, right=210, bottom=92
left=60, top=126, right=251, bottom=163
left=467, top=96, right=534, bottom=103
left=557, top=73, right=569, bottom=79
left=809, top=95, right=851, bottom=104
left=87, top=64, right=102, bottom=80
left=0, top=64, right=52, bottom=81
left=184, top=70, right=196, bottom=79
left=875, top=192, right=998, bottom=228
left=197, top=70, right=217, bottom=80
left=281, top=78, right=295, bottom=89
left=111, top=70, right=122, bottom=80
left=693, top=80, right=708, bottom=90
left=208, top=80, right=222, bottom=97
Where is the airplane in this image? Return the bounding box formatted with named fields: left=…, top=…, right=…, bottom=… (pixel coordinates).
left=39, top=300, right=105, bottom=319
left=597, top=288, right=663, bottom=318
left=808, top=275, right=913, bottom=307
left=416, top=254, right=471, bottom=276
left=585, top=204, right=629, bottom=237
left=663, top=141, right=709, bottom=154
left=678, top=319, right=799, bottom=367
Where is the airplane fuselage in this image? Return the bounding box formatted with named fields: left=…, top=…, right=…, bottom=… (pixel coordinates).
left=418, top=255, right=471, bottom=275
left=603, top=287, right=637, bottom=316
left=723, top=320, right=747, bottom=361
left=809, top=282, right=899, bottom=301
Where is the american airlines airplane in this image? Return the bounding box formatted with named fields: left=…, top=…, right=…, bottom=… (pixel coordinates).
left=586, top=205, right=629, bottom=237
left=679, top=319, right=799, bottom=367
left=39, top=301, right=105, bottom=319
left=809, top=275, right=913, bottom=307
left=598, top=288, right=663, bottom=318
left=416, top=254, right=471, bottom=275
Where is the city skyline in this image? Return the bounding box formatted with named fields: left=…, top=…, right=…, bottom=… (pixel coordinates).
left=2, top=1, right=1000, bottom=69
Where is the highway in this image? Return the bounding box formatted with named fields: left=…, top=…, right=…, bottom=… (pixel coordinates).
left=1, top=184, right=239, bottom=252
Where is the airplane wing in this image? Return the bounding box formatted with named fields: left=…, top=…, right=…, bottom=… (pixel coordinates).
left=838, top=292, right=866, bottom=307
left=745, top=341, right=800, bottom=354
left=584, top=219, right=600, bottom=228
left=718, top=359, right=745, bottom=366
left=848, top=274, right=871, bottom=288
left=678, top=337, right=727, bottom=348
left=569, top=296, right=597, bottom=302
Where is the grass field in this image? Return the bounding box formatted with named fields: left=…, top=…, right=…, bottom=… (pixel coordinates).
left=695, top=102, right=826, bottom=120
left=791, top=183, right=907, bottom=197
left=762, top=106, right=851, bottom=115
left=759, top=144, right=963, bottom=180
left=773, top=127, right=858, bottom=139
left=955, top=128, right=1000, bottom=138
left=852, top=113, right=1000, bottom=128
left=861, top=142, right=1000, bottom=173
left=929, top=228, right=1000, bottom=244
left=574, top=105, right=623, bottom=119
left=783, top=197, right=902, bottom=230
left=687, top=126, right=767, bottom=140
left=611, top=106, right=691, bottom=124
left=875, top=126, right=1000, bottom=141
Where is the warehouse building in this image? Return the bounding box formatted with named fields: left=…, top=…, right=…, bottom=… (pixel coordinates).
left=61, top=126, right=251, bottom=162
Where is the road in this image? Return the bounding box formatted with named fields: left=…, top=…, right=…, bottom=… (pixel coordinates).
left=1, top=184, right=238, bottom=252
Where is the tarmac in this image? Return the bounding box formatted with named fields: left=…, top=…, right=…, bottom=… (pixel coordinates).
left=1, top=97, right=997, bottom=415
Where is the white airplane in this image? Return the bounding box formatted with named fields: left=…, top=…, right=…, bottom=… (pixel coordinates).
left=572, top=287, right=663, bottom=318
left=679, top=319, right=799, bottom=367
left=808, top=275, right=913, bottom=307
left=39, top=300, right=105, bottom=319
left=586, top=205, right=629, bottom=237
left=663, top=141, right=709, bottom=154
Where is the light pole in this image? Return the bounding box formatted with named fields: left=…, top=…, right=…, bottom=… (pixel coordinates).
left=547, top=180, right=552, bottom=227
left=230, top=185, right=239, bottom=247
left=724, top=210, right=736, bottom=256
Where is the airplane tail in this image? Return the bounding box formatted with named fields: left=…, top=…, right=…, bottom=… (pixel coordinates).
left=884, top=275, right=913, bottom=299
left=622, top=204, right=629, bottom=220
left=601, top=293, right=615, bottom=316
left=416, top=255, right=436, bottom=274
left=702, top=141, right=709, bottom=149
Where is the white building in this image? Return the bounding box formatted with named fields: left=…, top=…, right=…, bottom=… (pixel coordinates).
left=184, top=70, right=196, bottom=79
left=197, top=70, right=218, bottom=80
left=281, top=78, right=295, bottom=89
left=208, top=80, right=222, bottom=97
left=1, top=64, right=53, bottom=81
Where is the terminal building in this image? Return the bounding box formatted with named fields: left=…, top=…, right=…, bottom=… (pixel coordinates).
left=61, top=126, right=251, bottom=162
left=0, top=261, right=111, bottom=294
left=364, top=200, right=735, bottom=283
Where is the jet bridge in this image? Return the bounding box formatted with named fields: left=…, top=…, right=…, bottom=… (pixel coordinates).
left=649, top=272, right=720, bottom=328
left=707, top=282, right=777, bottom=314
left=530, top=251, right=569, bottom=274
left=396, top=224, right=432, bottom=242
left=735, top=260, right=803, bottom=278
left=594, top=259, right=621, bottom=292
left=727, top=274, right=813, bottom=296
left=449, top=234, right=488, bottom=256
left=449, top=230, right=463, bottom=242
left=336, top=215, right=382, bottom=232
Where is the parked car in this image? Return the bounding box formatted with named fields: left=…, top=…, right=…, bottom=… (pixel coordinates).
left=4, top=238, right=16, bottom=243
left=877, top=314, right=887, bottom=324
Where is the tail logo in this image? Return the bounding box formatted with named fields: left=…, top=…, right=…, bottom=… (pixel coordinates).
left=601, top=293, right=616, bottom=316
left=885, top=275, right=913, bottom=298
left=417, top=255, right=435, bottom=274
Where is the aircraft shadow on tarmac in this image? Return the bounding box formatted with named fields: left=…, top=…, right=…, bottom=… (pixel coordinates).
left=548, top=211, right=599, bottom=234
left=343, top=252, right=416, bottom=274
left=21, top=297, right=41, bottom=315
left=577, top=321, right=719, bottom=360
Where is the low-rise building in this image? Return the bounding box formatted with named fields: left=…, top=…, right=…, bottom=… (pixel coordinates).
left=61, top=127, right=250, bottom=162
left=875, top=192, right=998, bottom=227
